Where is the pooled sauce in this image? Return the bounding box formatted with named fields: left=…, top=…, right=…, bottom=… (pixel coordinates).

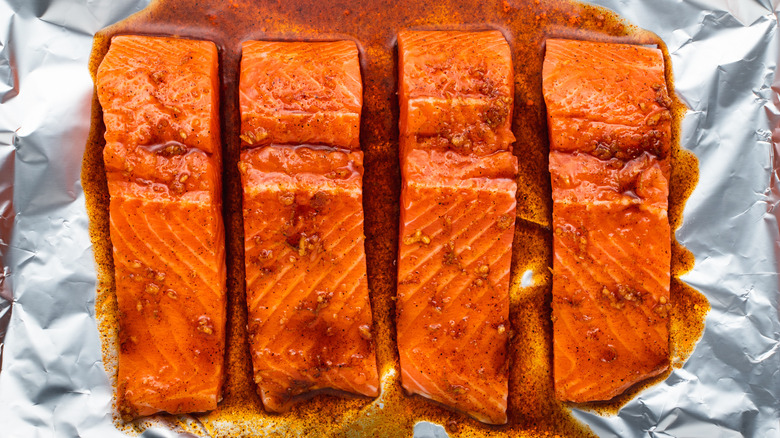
left=82, top=0, right=709, bottom=436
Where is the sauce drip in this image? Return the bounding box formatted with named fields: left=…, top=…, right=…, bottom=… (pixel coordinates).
left=82, top=0, right=709, bottom=436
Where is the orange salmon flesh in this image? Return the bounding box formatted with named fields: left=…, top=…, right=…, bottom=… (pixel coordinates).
left=93, top=32, right=680, bottom=421
left=396, top=30, right=518, bottom=425
left=239, top=40, right=379, bottom=412
left=543, top=38, right=672, bottom=403
left=97, top=35, right=226, bottom=417
left=239, top=40, right=362, bottom=150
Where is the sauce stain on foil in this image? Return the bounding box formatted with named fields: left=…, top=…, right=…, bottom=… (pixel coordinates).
left=82, top=0, right=709, bottom=436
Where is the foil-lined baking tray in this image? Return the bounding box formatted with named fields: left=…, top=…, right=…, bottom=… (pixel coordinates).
left=0, top=0, right=778, bottom=437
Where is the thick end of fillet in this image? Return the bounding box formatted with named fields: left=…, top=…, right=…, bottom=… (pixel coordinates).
left=97, top=35, right=220, bottom=155
left=542, top=39, right=672, bottom=160
left=239, top=41, right=362, bottom=149
left=239, top=146, right=379, bottom=412
left=398, top=31, right=515, bottom=156
left=397, top=150, right=517, bottom=424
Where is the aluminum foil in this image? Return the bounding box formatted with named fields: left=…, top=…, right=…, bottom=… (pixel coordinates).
left=0, top=0, right=778, bottom=437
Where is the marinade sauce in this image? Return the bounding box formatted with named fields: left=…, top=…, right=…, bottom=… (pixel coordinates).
left=82, top=0, right=708, bottom=436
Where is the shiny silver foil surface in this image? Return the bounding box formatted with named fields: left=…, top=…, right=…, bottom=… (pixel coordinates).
left=0, top=0, right=778, bottom=437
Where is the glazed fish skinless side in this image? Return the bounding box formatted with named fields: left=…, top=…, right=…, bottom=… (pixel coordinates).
left=542, top=39, right=672, bottom=402
left=96, top=35, right=226, bottom=416
left=396, top=30, right=517, bottom=425
left=239, top=40, right=379, bottom=412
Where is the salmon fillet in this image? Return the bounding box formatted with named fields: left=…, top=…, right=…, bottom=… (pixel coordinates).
left=239, top=40, right=362, bottom=149
left=396, top=30, right=517, bottom=425
left=398, top=31, right=515, bottom=158
left=543, top=39, right=672, bottom=403
left=97, top=35, right=226, bottom=416
left=239, top=41, right=379, bottom=411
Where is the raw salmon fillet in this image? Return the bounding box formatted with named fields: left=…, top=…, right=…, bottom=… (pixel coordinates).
left=543, top=39, right=672, bottom=403
left=398, top=31, right=515, bottom=159
left=396, top=30, right=517, bottom=425
left=239, top=40, right=362, bottom=149
left=97, top=35, right=226, bottom=416
left=239, top=41, right=379, bottom=411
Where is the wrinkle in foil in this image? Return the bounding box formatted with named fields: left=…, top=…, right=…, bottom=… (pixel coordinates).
left=0, top=1, right=778, bottom=437
left=0, top=135, right=13, bottom=372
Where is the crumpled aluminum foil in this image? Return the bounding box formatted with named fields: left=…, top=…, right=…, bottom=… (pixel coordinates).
left=0, top=0, right=778, bottom=437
